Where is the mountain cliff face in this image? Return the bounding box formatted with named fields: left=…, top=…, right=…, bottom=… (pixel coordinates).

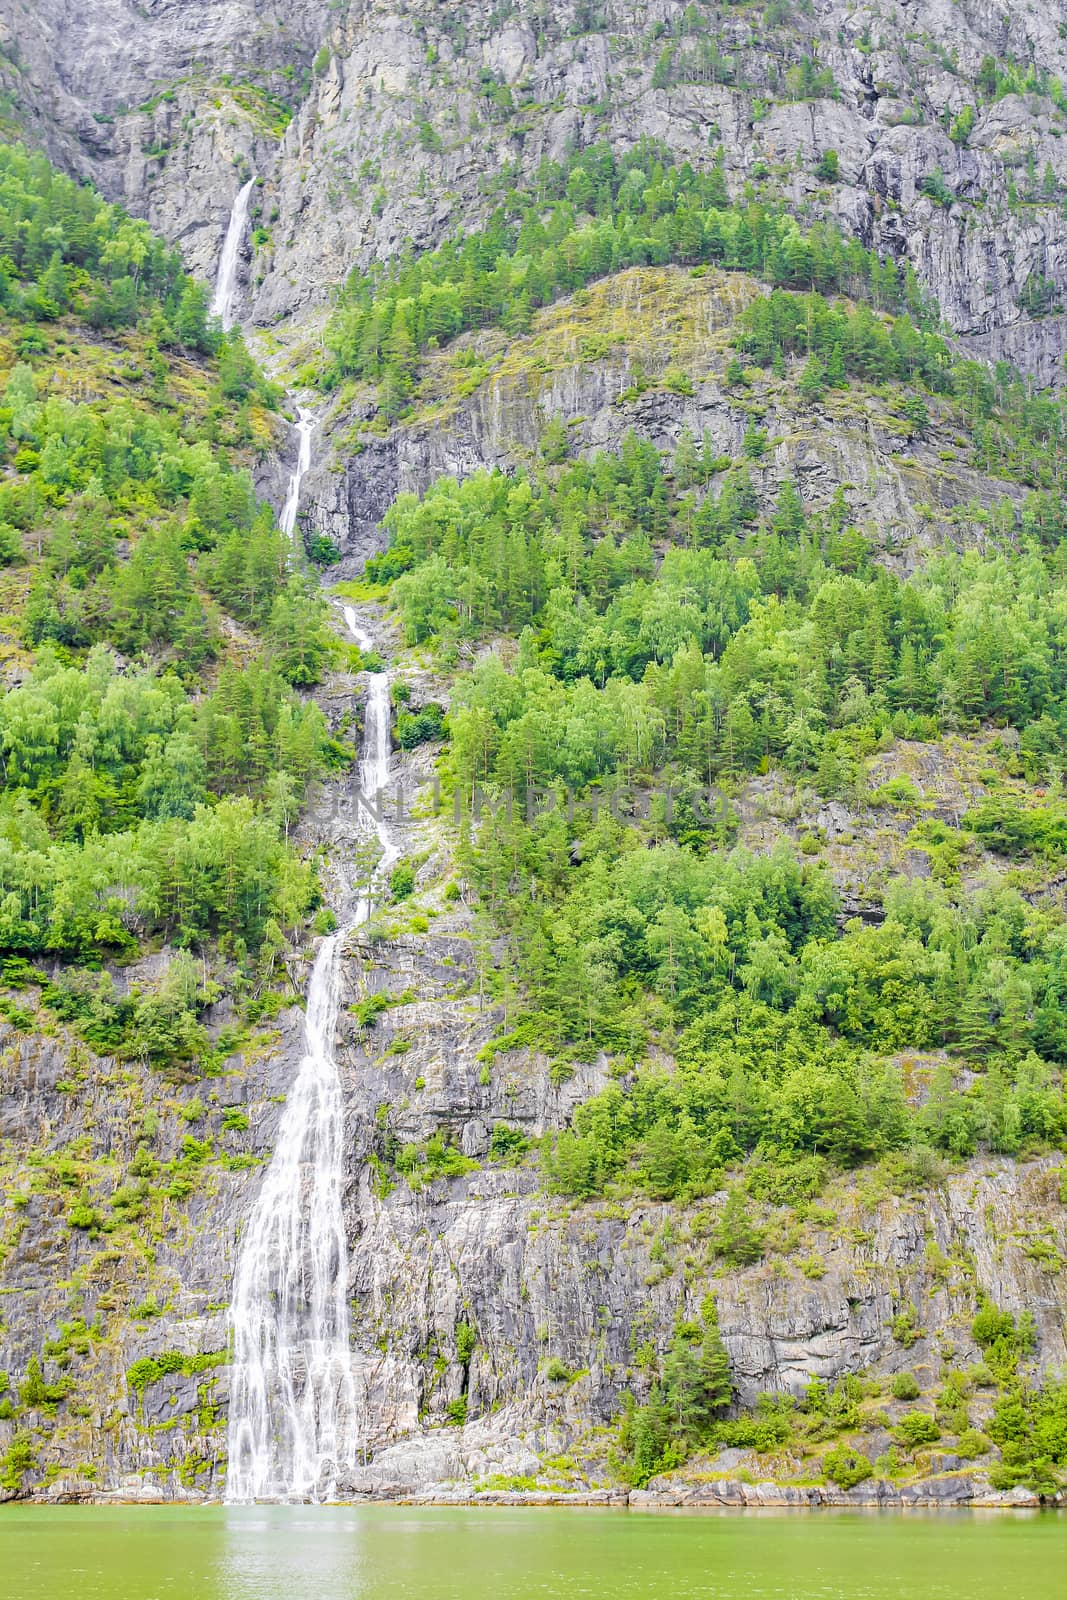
left=1, top=0, right=1067, bottom=1510
left=6, top=923, right=1065, bottom=1506
left=7, top=1, right=1067, bottom=381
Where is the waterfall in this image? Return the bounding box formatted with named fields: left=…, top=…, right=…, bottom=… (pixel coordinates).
left=280, top=409, right=317, bottom=544
left=343, top=607, right=401, bottom=887
left=225, top=615, right=399, bottom=1502
left=224, top=934, right=360, bottom=1503
left=210, top=180, right=316, bottom=554
left=210, top=177, right=255, bottom=331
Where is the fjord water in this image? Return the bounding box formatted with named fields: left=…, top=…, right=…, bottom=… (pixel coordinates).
left=3, top=1506, right=1064, bottom=1600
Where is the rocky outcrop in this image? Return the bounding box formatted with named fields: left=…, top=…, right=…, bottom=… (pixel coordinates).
left=7, top=1, right=1067, bottom=383
left=6, top=881, right=1064, bottom=1503
left=301, top=264, right=1031, bottom=574
left=629, top=1477, right=1053, bottom=1509
left=0, top=0, right=331, bottom=281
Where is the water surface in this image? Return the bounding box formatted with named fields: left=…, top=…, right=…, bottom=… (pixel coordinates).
left=2, top=1504, right=1063, bottom=1600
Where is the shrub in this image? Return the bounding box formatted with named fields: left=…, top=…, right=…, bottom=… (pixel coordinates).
left=747, top=1152, right=826, bottom=1205
left=0, top=1433, right=34, bottom=1492
left=129, top=1145, right=158, bottom=1178
left=126, top=1357, right=161, bottom=1393
left=893, top=1410, right=940, bottom=1448
left=307, top=533, right=342, bottom=566
left=955, top=1428, right=988, bottom=1459
left=919, top=168, right=954, bottom=207
left=950, top=105, right=976, bottom=145
left=891, top=1372, right=921, bottom=1401
left=395, top=1132, right=476, bottom=1186
left=390, top=861, right=416, bottom=900
left=396, top=703, right=446, bottom=748
left=489, top=1122, right=530, bottom=1163
left=67, top=1202, right=101, bottom=1231
left=364, top=545, right=414, bottom=584
left=971, top=1304, right=1036, bottom=1378
left=870, top=775, right=922, bottom=808
left=455, top=1322, right=476, bottom=1365
left=545, top=1358, right=572, bottom=1382
left=19, top=1356, right=69, bottom=1411
left=824, top=1445, right=873, bottom=1488
left=891, top=1305, right=921, bottom=1348
left=127, top=1350, right=224, bottom=1395
left=972, top=1305, right=1018, bottom=1349
left=663, top=368, right=694, bottom=396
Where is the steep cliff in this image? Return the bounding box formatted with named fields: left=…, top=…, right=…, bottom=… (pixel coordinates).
left=6, top=1, right=1067, bottom=383
left=2, top=2, right=1067, bottom=1511
left=4, top=815, right=1066, bottom=1504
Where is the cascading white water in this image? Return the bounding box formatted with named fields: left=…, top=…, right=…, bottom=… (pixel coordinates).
left=280, top=409, right=316, bottom=544
left=210, top=177, right=255, bottom=330
left=226, top=624, right=400, bottom=1502
left=210, top=180, right=316, bottom=549
left=343, top=606, right=402, bottom=888
left=216, top=171, right=398, bottom=1499
left=225, top=933, right=359, bottom=1503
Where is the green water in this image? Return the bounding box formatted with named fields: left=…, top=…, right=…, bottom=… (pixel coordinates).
left=1, top=1505, right=1063, bottom=1600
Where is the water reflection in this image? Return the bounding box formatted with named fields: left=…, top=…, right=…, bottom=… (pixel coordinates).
left=2, top=1505, right=1065, bottom=1600
left=217, top=1508, right=368, bottom=1600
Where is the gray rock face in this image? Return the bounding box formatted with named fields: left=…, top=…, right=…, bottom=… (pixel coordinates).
left=309, top=436, right=399, bottom=573
left=9, top=1, right=1067, bottom=382
left=5, top=0, right=1067, bottom=1507
left=0, top=0, right=332, bottom=280
left=3, top=904, right=1065, bottom=1501
left=300, top=263, right=1032, bottom=574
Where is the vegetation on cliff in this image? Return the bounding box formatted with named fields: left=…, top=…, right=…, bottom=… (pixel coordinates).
left=3, top=92, right=1067, bottom=1502
left=354, top=218, right=1067, bottom=1488
left=371, top=397, right=1067, bottom=1194
left=0, top=144, right=339, bottom=975
left=320, top=139, right=932, bottom=415
left=0, top=146, right=345, bottom=1495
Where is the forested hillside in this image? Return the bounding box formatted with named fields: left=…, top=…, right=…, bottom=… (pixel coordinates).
left=0, top=145, right=339, bottom=970
left=2, top=0, right=1067, bottom=1510
left=342, top=263, right=1067, bottom=1491
left=0, top=145, right=347, bottom=1500
left=297, top=116, right=1067, bottom=1493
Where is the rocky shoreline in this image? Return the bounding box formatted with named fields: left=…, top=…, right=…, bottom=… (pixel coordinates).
left=20, top=1474, right=1064, bottom=1511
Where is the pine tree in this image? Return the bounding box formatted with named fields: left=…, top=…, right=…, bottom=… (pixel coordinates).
left=826, top=340, right=847, bottom=386
left=773, top=479, right=806, bottom=536
left=799, top=354, right=826, bottom=401
left=672, top=426, right=699, bottom=488
left=712, top=1187, right=764, bottom=1266
left=175, top=280, right=212, bottom=352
